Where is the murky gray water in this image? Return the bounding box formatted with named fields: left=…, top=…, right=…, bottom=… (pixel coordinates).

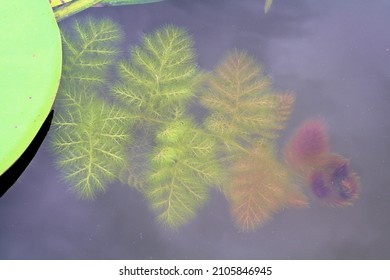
left=1, top=0, right=390, bottom=259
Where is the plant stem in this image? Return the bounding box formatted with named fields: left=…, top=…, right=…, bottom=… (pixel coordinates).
left=54, top=0, right=103, bottom=22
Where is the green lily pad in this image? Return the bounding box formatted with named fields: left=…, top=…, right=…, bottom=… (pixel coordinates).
left=0, top=0, right=62, bottom=176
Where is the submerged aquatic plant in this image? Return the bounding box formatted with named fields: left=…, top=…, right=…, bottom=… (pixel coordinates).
left=284, top=119, right=360, bottom=207
left=200, top=49, right=303, bottom=231
left=111, top=25, right=201, bottom=128
left=201, top=49, right=294, bottom=152
left=51, top=16, right=360, bottom=230
left=52, top=93, right=132, bottom=199
left=59, top=18, right=122, bottom=89
left=307, top=154, right=360, bottom=206
left=226, top=143, right=307, bottom=231
left=284, top=119, right=330, bottom=173
left=111, top=25, right=221, bottom=228
left=147, top=119, right=221, bottom=227
left=51, top=18, right=133, bottom=199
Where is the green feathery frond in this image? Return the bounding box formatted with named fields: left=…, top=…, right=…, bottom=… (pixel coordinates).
left=111, top=25, right=201, bottom=126
left=118, top=130, right=152, bottom=192
left=145, top=119, right=221, bottom=228
left=201, top=49, right=294, bottom=150
left=51, top=18, right=132, bottom=199
left=52, top=91, right=132, bottom=199
left=60, top=17, right=122, bottom=90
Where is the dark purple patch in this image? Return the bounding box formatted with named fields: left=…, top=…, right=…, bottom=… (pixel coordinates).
left=309, top=171, right=330, bottom=199
left=332, top=162, right=349, bottom=183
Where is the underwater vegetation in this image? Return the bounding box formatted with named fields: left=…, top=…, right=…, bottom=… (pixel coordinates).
left=111, top=24, right=221, bottom=227
left=284, top=120, right=360, bottom=207
left=52, top=18, right=221, bottom=227
left=51, top=16, right=360, bottom=230
left=200, top=49, right=295, bottom=148
left=226, top=143, right=307, bottom=231
left=307, top=154, right=360, bottom=207
left=147, top=119, right=221, bottom=227
left=284, top=119, right=330, bottom=173
left=52, top=18, right=132, bottom=199
left=111, top=25, right=201, bottom=127
left=200, top=49, right=305, bottom=231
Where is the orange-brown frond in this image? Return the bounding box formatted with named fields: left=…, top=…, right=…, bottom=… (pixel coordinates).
left=226, top=144, right=306, bottom=231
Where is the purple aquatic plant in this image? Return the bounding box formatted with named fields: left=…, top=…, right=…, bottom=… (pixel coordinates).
left=284, top=119, right=361, bottom=207
left=284, top=119, right=330, bottom=172
left=308, top=154, right=360, bottom=207
left=337, top=173, right=360, bottom=201
left=309, top=170, right=331, bottom=199
left=328, top=154, right=349, bottom=179
left=326, top=154, right=359, bottom=205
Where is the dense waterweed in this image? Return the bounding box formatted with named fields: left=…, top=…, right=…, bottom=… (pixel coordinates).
left=51, top=17, right=359, bottom=231
left=52, top=18, right=130, bottom=200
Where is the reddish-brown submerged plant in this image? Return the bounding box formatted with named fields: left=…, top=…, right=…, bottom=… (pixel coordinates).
left=284, top=119, right=330, bottom=173
left=226, top=144, right=307, bottom=231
